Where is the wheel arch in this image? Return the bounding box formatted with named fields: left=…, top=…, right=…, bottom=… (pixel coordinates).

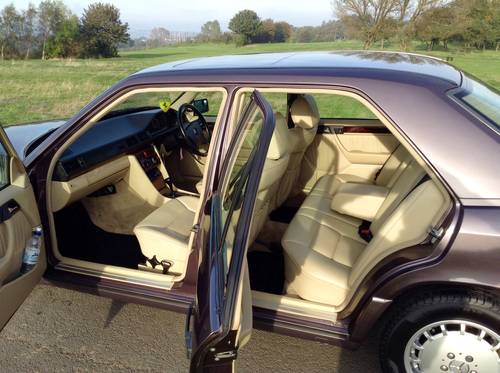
left=349, top=281, right=500, bottom=343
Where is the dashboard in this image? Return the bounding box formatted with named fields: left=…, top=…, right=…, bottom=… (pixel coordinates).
left=54, top=108, right=179, bottom=181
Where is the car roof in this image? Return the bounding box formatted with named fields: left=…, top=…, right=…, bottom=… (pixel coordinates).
left=136, top=51, right=462, bottom=86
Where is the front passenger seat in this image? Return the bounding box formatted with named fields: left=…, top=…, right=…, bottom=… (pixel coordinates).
left=275, top=95, right=319, bottom=208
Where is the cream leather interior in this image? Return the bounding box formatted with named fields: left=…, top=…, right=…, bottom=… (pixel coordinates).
left=133, top=111, right=290, bottom=273
left=282, top=148, right=450, bottom=307
left=134, top=196, right=198, bottom=274
left=330, top=183, right=389, bottom=221
left=248, top=112, right=290, bottom=243
left=300, top=126, right=399, bottom=193
left=309, top=144, right=414, bottom=197
left=275, top=95, right=318, bottom=207
left=0, top=151, right=46, bottom=330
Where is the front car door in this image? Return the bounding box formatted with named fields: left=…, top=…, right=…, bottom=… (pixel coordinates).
left=0, top=126, right=45, bottom=330
left=186, top=91, right=275, bottom=372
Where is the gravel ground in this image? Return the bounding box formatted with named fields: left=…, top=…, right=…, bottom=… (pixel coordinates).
left=0, top=284, right=380, bottom=372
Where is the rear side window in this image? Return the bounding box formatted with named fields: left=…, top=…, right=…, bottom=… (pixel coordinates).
left=454, top=78, right=500, bottom=132
left=0, top=142, right=9, bottom=190
left=311, top=94, right=377, bottom=119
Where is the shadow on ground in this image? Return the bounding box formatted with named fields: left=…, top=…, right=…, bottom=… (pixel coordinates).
left=0, top=284, right=380, bottom=372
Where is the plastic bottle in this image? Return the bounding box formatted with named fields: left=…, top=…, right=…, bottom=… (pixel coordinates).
left=20, top=227, right=43, bottom=274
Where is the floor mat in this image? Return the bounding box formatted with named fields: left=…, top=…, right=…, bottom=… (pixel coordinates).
left=55, top=202, right=147, bottom=269
left=82, top=180, right=157, bottom=235
left=247, top=244, right=285, bottom=295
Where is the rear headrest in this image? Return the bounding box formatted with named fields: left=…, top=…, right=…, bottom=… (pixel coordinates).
left=291, top=95, right=320, bottom=129
left=267, top=112, right=289, bottom=160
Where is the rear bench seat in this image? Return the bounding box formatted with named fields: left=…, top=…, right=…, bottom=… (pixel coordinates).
left=281, top=147, right=451, bottom=307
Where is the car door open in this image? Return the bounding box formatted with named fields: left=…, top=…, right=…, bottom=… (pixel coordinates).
left=0, top=126, right=46, bottom=330
left=186, top=91, right=275, bottom=372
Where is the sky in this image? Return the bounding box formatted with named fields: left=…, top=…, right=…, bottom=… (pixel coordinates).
left=2, top=0, right=334, bottom=37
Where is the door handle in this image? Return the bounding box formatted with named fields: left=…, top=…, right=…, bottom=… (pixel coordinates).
left=0, top=199, right=20, bottom=223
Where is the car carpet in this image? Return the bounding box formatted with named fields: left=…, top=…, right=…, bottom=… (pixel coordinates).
left=55, top=202, right=147, bottom=269
left=269, top=205, right=299, bottom=224
left=247, top=243, right=285, bottom=295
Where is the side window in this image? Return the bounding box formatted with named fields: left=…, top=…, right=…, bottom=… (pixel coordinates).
left=0, top=141, right=9, bottom=189
left=262, top=93, right=287, bottom=116
left=311, top=94, right=377, bottom=119
left=219, top=102, right=265, bottom=274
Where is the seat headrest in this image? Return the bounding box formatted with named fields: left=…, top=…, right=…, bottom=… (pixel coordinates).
left=267, top=112, right=289, bottom=160
left=290, top=95, right=320, bottom=129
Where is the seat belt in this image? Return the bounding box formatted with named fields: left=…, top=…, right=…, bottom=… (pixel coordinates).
left=374, top=145, right=400, bottom=182
left=358, top=174, right=431, bottom=243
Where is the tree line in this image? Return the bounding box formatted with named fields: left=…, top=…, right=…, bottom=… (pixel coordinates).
left=203, top=1, right=498, bottom=51
left=335, top=0, right=499, bottom=51
left=0, top=1, right=129, bottom=59
left=2, top=0, right=498, bottom=60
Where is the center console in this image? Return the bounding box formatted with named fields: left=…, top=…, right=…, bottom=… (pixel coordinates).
left=135, top=147, right=166, bottom=192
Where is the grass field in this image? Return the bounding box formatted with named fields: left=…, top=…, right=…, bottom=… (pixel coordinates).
left=0, top=40, right=498, bottom=126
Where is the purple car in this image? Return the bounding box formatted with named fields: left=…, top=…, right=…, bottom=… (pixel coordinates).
left=0, top=51, right=499, bottom=373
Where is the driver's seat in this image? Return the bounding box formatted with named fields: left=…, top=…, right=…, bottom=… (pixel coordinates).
left=134, top=112, right=290, bottom=275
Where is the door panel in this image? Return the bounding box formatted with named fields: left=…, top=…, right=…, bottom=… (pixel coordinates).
left=300, top=119, right=398, bottom=192
left=0, top=129, right=44, bottom=330
left=188, top=91, right=274, bottom=372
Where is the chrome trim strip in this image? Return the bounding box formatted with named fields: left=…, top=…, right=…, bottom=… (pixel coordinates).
left=372, top=296, right=392, bottom=304
left=54, top=263, right=174, bottom=290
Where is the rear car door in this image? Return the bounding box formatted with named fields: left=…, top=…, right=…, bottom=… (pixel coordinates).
left=186, top=91, right=275, bottom=372
left=0, top=127, right=45, bottom=330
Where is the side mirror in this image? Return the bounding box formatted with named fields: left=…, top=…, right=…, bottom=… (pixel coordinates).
left=192, top=98, right=209, bottom=114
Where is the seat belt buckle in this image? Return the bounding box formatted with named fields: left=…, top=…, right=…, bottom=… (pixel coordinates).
left=359, top=228, right=373, bottom=242
left=358, top=220, right=373, bottom=242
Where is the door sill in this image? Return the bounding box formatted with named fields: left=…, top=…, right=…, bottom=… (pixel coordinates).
left=251, top=290, right=339, bottom=323
left=54, top=259, right=176, bottom=290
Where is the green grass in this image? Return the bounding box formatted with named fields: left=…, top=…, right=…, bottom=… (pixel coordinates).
left=0, top=41, right=498, bottom=126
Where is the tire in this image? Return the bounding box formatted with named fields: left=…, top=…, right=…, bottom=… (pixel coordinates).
left=379, top=289, right=500, bottom=373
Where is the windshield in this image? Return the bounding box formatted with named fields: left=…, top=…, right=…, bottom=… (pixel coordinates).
left=103, top=91, right=185, bottom=120
left=454, top=77, right=500, bottom=132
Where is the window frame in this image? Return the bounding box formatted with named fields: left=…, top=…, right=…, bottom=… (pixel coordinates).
left=449, top=76, right=500, bottom=136
left=0, top=140, right=11, bottom=191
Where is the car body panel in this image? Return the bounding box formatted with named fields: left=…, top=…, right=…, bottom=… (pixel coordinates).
left=1, top=51, right=498, bottom=353
left=4, top=120, right=65, bottom=160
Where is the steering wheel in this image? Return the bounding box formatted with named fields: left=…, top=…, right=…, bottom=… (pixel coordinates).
left=177, top=103, right=211, bottom=156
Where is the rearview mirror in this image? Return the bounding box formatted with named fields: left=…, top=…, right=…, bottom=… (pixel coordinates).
left=192, top=98, right=209, bottom=114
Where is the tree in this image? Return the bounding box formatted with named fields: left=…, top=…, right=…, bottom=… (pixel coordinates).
left=80, top=3, right=130, bottom=58
left=460, top=0, right=500, bottom=50
left=254, top=19, right=276, bottom=43
left=46, top=15, right=80, bottom=58
left=291, top=26, right=316, bottom=43
left=395, top=0, right=443, bottom=50
left=148, top=27, right=170, bottom=48
left=199, top=20, right=221, bottom=42
left=334, top=0, right=400, bottom=49
left=415, top=4, right=456, bottom=50
left=20, top=4, right=37, bottom=59
left=0, top=5, right=22, bottom=59
left=229, top=9, right=261, bottom=45
left=274, top=21, right=292, bottom=42
left=38, top=0, right=68, bottom=60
